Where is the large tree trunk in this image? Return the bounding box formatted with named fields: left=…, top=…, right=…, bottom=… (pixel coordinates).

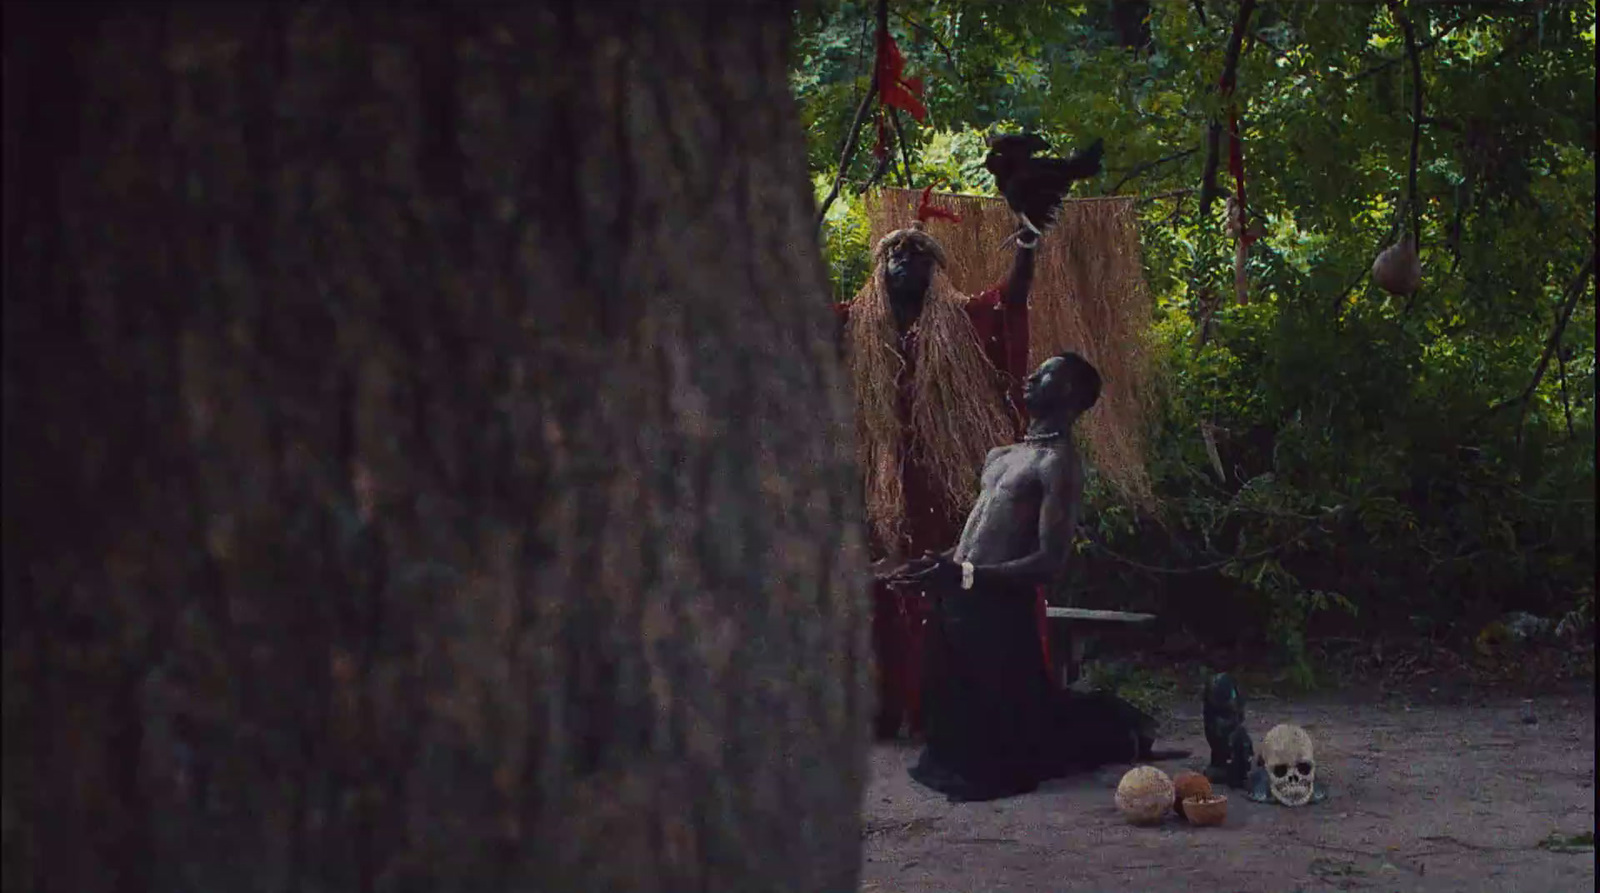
left=2, top=4, right=868, bottom=891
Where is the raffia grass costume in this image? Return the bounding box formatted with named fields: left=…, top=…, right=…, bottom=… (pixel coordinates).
left=844, top=236, right=1021, bottom=552
left=835, top=214, right=1033, bottom=738
left=864, top=189, right=1155, bottom=507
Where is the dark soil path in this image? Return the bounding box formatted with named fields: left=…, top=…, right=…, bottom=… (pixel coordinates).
left=860, top=692, right=1595, bottom=892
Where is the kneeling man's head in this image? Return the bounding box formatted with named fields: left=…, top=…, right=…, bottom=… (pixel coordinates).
left=1023, top=352, right=1101, bottom=418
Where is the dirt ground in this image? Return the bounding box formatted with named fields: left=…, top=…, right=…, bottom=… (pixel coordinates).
left=860, top=689, right=1595, bottom=892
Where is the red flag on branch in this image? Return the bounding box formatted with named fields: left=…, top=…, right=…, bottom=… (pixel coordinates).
left=876, top=21, right=926, bottom=122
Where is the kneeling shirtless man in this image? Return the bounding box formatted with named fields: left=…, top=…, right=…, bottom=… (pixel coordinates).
left=889, top=353, right=1179, bottom=801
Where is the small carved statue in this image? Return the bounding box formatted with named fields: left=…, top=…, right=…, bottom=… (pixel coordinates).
left=1202, top=672, right=1253, bottom=789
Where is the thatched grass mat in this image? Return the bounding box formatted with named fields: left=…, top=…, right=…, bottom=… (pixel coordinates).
left=864, top=188, right=1155, bottom=505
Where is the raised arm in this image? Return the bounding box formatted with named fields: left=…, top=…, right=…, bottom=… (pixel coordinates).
left=1003, top=234, right=1039, bottom=309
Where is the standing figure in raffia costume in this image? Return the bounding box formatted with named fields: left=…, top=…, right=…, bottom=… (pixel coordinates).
left=835, top=187, right=1047, bottom=740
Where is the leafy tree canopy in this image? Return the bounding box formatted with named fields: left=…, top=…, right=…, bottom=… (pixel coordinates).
left=793, top=0, right=1596, bottom=681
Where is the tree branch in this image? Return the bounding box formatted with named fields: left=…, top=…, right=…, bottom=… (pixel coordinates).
left=1348, top=13, right=1474, bottom=82
left=1136, top=188, right=1196, bottom=205
left=814, top=86, right=877, bottom=228
left=1111, top=148, right=1197, bottom=195
left=1389, top=0, right=1424, bottom=247
left=1159, top=191, right=1191, bottom=225
left=1512, top=250, right=1596, bottom=446
left=1251, top=29, right=1289, bottom=62
left=1352, top=6, right=1547, bottom=92
left=1556, top=345, right=1574, bottom=439
left=888, top=107, right=914, bottom=188
left=1197, top=0, right=1256, bottom=222
left=1083, top=512, right=1334, bottom=577
left=891, top=8, right=959, bottom=76
left=1197, top=137, right=1225, bottom=220
left=815, top=0, right=888, bottom=229
left=858, top=138, right=895, bottom=194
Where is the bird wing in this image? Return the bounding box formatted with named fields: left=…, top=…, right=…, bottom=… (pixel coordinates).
left=1036, top=138, right=1104, bottom=183
left=1008, top=141, right=1106, bottom=229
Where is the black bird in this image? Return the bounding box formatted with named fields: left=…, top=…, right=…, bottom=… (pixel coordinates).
left=984, top=134, right=1105, bottom=243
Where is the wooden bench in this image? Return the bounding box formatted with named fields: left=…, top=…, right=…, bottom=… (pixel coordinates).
left=1045, top=607, right=1157, bottom=688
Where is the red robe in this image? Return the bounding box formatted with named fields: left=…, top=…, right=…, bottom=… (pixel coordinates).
left=837, top=286, right=1050, bottom=737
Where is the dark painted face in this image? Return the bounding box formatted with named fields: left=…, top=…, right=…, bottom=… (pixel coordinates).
left=884, top=238, right=935, bottom=302
left=1023, top=356, right=1069, bottom=415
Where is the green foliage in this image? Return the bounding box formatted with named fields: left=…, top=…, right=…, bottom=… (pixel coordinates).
left=794, top=1, right=1597, bottom=675
left=815, top=174, right=875, bottom=301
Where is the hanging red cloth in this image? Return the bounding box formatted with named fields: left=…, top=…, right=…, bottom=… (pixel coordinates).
left=1218, top=53, right=1256, bottom=307
left=871, top=18, right=927, bottom=160
left=1227, top=109, right=1257, bottom=248
left=1217, top=55, right=1255, bottom=249
left=875, top=21, right=927, bottom=122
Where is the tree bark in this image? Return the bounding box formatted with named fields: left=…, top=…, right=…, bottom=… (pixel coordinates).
left=2, top=4, right=868, bottom=892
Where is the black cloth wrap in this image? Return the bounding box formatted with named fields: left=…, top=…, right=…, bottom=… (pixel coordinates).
left=909, top=581, right=1156, bottom=802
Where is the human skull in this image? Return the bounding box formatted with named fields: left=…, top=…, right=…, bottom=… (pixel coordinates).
left=1257, top=724, right=1315, bottom=807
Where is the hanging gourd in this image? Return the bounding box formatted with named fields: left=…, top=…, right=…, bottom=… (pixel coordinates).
left=1371, top=232, right=1422, bottom=296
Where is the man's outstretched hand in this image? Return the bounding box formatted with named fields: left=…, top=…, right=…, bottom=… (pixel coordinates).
left=882, top=550, right=940, bottom=579
left=885, top=550, right=961, bottom=592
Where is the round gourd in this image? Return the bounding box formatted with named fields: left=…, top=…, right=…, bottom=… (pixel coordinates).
left=1115, top=766, right=1174, bottom=826
left=1371, top=236, right=1422, bottom=296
